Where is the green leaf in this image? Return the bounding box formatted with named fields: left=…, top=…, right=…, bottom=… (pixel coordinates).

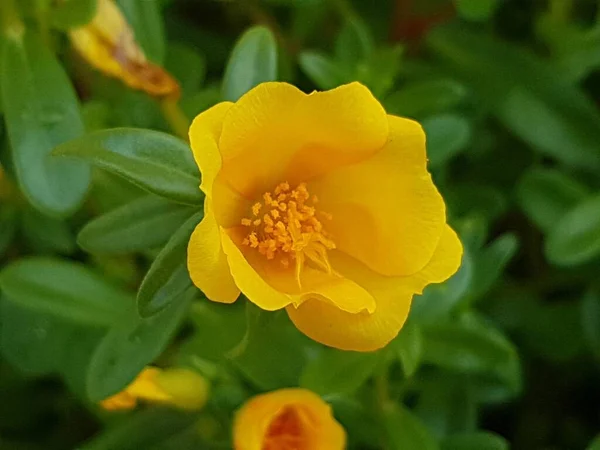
left=0, top=205, right=18, bottom=257
left=385, top=79, right=468, bottom=119
left=20, top=208, right=76, bottom=254
left=78, top=195, right=196, bottom=254
left=582, top=289, right=600, bottom=361
left=384, top=404, right=440, bottom=450
left=423, top=114, right=471, bottom=168
left=116, top=0, right=165, bottom=63
left=51, top=0, right=98, bottom=30
left=588, top=435, right=600, bottom=450
left=441, top=432, right=509, bottom=450
left=356, top=45, right=403, bottom=98
left=390, top=321, right=423, bottom=377
left=222, top=26, right=278, bottom=101
left=86, top=289, right=192, bottom=401
left=298, top=51, right=350, bottom=90
left=428, top=25, right=600, bottom=172
left=0, top=258, right=130, bottom=327
left=165, top=42, right=206, bottom=96
left=1, top=30, right=91, bottom=217
left=516, top=167, right=590, bottom=232
left=545, top=194, right=600, bottom=266
left=447, top=184, right=509, bottom=224
left=137, top=211, right=202, bottom=317
left=300, top=348, right=381, bottom=396
left=230, top=305, right=306, bottom=390
left=53, top=128, right=202, bottom=205
left=455, top=0, right=500, bottom=22
left=334, top=19, right=374, bottom=67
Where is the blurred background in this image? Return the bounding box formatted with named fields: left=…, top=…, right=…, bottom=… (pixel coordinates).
left=1, top=0, right=600, bottom=449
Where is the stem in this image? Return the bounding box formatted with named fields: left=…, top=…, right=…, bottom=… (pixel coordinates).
left=161, top=99, right=190, bottom=142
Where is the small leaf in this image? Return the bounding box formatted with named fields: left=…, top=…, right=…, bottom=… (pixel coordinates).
left=516, top=167, right=590, bottom=232
left=0, top=258, right=130, bottom=327
left=441, top=432, right=509, bottom=450
left=334, top=19, right=374, bottom=67
left=53, top=128, right=202, bottom=205
left=222, top=26, right=278, bottom=101
left=137, top=211, right=202, bottom=317
left=1, top=30, right=91, bottom=216
left=423, top=114, right=471, bottom=168
left=165, top=42, right=206, bottom=95
left=300, top=348, right=381, bottom=396
left=116, top=0, right=165, bottom=63
left=391, top=321, right=423, bottom=377
left=51, top=0, right=98, bottom=30
left=78, top=195, right=196, bottom=254
left=299, top=51, right=350, bottom=90
left=545, top=194, right=600, bottom=266
left=384, top=404, right=440, bottom=450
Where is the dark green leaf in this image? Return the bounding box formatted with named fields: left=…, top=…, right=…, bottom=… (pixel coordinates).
left=442, top=432, right=509, bottom=450
left=51, top=0, right=97, bottom=30
left=298, top=51, right=350, bottom=90
left=1, top=30, right=91, bottom=217
left=356, top=45, right=403, bottom=98
left=78, top=195, right=196, bottom=254
left=423, top=114, right=471, bottom=168
left=455, top=0, right=500, bottom=22
left=0, top=258, right=130, bottom=327
left=86, top=289, right=192, bottom=401
left=165, top=43, right=206, bottom=96
left=137, top=211, right=202, bottom=317
left=516, top=167, right=590, bottom=232
left=588, top=435, right=600, bottom=450
left=545, top=194, right=600, bottom=266
left=0, top=205, right=18, bottom=257
left=334, top=19, right=374, bottom=66
left=53, top=128, right=202, bottom=205
left=582, top=289, right=600, bottom=361
left=116, top=0, right=165, bottom=63
left=300, top=348, right=381, bottom=396
left=390, top=321, right=423, bottom=377
left=222, top=26, right=278, bottom=101
left=384, top=404, right=440, bottom=450
left=20, top=208, right=76, bottom=254
left=428, top=25, right=600, bottom=172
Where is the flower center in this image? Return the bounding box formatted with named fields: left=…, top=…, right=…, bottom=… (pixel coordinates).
left=263, top=406, right=307, bottom=450
left=241, top=182, right=335, bottom=286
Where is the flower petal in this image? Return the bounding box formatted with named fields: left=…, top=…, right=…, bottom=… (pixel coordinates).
left=188, top=101, right=233, bottom=196
left=308, top=114, right=446, bottom=277
left=187, top=202, right=240, bottom=303
left=218, top=82, right=388, bottom=198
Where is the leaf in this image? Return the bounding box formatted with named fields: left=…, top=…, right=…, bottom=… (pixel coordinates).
left=384, top=404, right=440, bottom=450
left=300, top=348, right=381, bottom=396
left=116, top=0, right=165, bottom=63
left=385, top=79, right=468, bottom=119
left=356, top=45, right=403, bottom=98
left=391, top=321, right=423, bottom=377
left=455, top=0, right=500, bottom=22
left=165, top=42, right=206, bottom=96
left=428, top=24, right=600, bottom=172
left=53, top=128, right=202, bottom=205
left=582, top=289, right=600, bottom=361
left=516, top=167, right=590, bottom=232
left=86, top=289, right=192, bottom=401
left=78, top=195, right=196, bottom=254
left=1, top=30, right=91, bottom=217
left=334, top=19, right=374, bottom=67
left=222, top=26, right=278, bottom=101
left=441, top=432, right=509, bottom=450
left=588, top=435, right=600, bottom=450
left=51, top=0, right=98, bottom=30
left=298, top=51, right=350, bottom=90
left=20, top=208, right=76, bottom=254
left=545, top=194, right=600, bottom=266
left=423, top=114, right=471, bottom=168
left=0, top=258, right=131, bottom=327
left=0, top=205, right=18, bottom=257
left=137, top=211, right=202, bottom=317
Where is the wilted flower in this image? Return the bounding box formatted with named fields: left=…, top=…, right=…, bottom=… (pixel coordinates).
left=187, top=82, right=462, bottom=351
left=100, top=366, right=209, bottom=411
left=69, top=0, right=179, bottom=98
left=233, top=388, right=345, bottom=450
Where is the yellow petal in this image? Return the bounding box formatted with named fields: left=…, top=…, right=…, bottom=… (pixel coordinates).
left=234, top=388, right=346, bottom=450
left=287, top=252, right=415, bottom=352
left=188, top=102, right=233, bottom=197
left=187, top=202, right=240, bottom=304
left=308, top=114, right=446, bottom=277
left=217, top=82, right=388, bottom=198
left=69, top=0, right=179, bottom=98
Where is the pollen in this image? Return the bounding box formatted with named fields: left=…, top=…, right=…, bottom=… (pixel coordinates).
left=240, top=182, right=335, bottom=286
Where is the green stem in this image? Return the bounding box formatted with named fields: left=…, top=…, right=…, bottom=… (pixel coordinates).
left=161, top=99, right=191, bottom=142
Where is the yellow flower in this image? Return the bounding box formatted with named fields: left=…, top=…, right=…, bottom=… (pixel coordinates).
left=233, top=388, right=346, bottom=450
left=69, top=0, right=179, bottom=98
left=187, top=82, right=462, bottom=352
left=100, top=367, right=209, bottom=411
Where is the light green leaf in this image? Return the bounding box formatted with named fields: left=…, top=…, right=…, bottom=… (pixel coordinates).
left=78, top=195, right=196, bottom=254
left=1, top=30, right=91, bottom=217
left=545, top=194, right=600, bottom=266
left=299, top=51, right=350, bottom=90
left=384, top=404, right=440, bottom=450
left=137, top=211, right=202, bottom=317
left=0, top=258, right=131, bottom=327
left=222, top=26, right=278, bottom=101
left=116, top=0, right=165, bottom=63
left=300, top=348, right=381, bottom=396
left=428, top=25, right=600, bottom=172
left=442, top=432, right=509, bottom=450
left=53, top=128, right=202, bottom=205
left=423, top=114, right=471, bottom=168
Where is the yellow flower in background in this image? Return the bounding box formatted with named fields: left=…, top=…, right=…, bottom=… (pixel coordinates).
left=69, top=0, right=179, bottom=98
left=187, top=81, right=462, bottom=352
left=233, top=388, right=345, bottom=450
left=100, top=367, right=209, bottom=411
